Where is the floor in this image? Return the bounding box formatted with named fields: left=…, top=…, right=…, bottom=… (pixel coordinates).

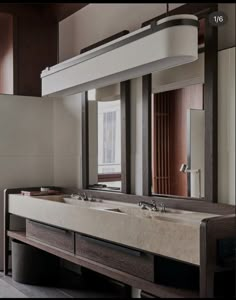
left=0, top=271, right=125, bottom=298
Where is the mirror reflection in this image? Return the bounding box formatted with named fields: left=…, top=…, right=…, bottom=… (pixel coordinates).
left=88, top=84, right=121, bottom=191
left=151, top=84, right=205, bottom=198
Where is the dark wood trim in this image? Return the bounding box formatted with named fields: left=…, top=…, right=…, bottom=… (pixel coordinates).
left=3, top=186, right=62, bottom=275
left=142, top=75, right=152, bottom=196
left=0, top=4, right=87, bottom=22
left=4, top=187, right=235, bottom=297
left=204, top=13, right=218, bottom=203
left=75, top=233, right=155, bottom=282
left=2, top=5, right=58, bottom=96
left=81, top=91, right=89, bottom=189
left=13, top=15, right=18, bottom=95
left=46, top=3, right=88, bottom=22
left=3, top=190, right=10, bottom=275
left=26, top=219, right=74, bottom=254
left=98, top=173, right=121, bottom=183
left=200, top=215, right=236, bottom=297
left=121, top=80, right=131, bottom=194
left=7, top=231, right=198, bottom=298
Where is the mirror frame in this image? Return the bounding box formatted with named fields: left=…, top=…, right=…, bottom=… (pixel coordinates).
left=142, top=3, right=218, bottom=202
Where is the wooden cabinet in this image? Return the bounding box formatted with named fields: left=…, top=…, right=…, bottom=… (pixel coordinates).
left=26, top=220, right=74, bottom=254
left=75, top=233, right=155, bottom=282
left=20, top=216, right=235, bottom=298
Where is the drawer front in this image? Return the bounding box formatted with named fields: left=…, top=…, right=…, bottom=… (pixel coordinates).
left=26, top=220, right=74, bottom=253
left=75, top=234, right=154, bottom=282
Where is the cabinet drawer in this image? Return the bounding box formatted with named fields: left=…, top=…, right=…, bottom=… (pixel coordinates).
left=26, top=220, right=74, bottom=253
left=75, top=234, right=154, bottom=282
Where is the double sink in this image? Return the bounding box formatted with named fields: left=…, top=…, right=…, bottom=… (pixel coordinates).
left=33, top=194, right=198, bottom=224
left=8, top=192, right=219, bottom=265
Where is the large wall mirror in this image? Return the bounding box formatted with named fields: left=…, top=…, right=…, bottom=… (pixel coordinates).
left=149, top=17, right=206, bottom=199
left=151, top=84, right=204, bottom=199
left=84, top=81, right=130, bottom=193
left=88, top=84, right=121, bottom=191
left=142, top=11, right=218, bottom=203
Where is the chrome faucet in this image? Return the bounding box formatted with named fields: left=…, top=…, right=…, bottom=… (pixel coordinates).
left=138, top=200, right=158, bottom=211
left=159, top=202, right=166, bottom=213
left=71, top=192, right=89, bottom=201
left=138, top=200, right=166, bottom=212
left=81, top=192, right=89, bottom=201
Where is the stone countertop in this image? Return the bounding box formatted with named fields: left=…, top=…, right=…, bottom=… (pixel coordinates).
left=8, top=194, right=219, bottom=266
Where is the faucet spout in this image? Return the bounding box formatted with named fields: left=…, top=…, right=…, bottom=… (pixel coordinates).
left=138, top=200, right=158, bottom=211
left=138, top=200, right=166, bottom=212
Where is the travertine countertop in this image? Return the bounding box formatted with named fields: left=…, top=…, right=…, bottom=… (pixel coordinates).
left=8, top=194, right=219, bottom=265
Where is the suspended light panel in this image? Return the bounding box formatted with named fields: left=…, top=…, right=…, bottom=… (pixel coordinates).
left=41, top=14, right=198, bottom=97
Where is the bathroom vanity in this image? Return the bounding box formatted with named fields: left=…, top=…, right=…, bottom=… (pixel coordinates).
left=4, top=187, right=236, bottom=298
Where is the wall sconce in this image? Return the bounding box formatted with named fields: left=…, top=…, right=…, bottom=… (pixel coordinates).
left=180, top=163, right=201, bottom=198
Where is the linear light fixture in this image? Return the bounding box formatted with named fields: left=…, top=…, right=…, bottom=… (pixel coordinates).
left=41, top=14, right=198, bottom=97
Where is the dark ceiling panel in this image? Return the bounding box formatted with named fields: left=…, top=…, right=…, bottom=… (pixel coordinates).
left=47, top=3, right=89, bottom=22
left=0, top=3, right=88, bottom=21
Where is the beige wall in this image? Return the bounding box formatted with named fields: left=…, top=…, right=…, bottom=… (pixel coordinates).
left=52, top=94, right=82, bottom=188
left=0, top=93, right=83, bottom=270
left=59, top=3, right=184, bottom=62
left=218, top=48, right=235, bottom=205
left=0, top=95, right=54, bottom=270
left=218, top=4, right=236, bottom=50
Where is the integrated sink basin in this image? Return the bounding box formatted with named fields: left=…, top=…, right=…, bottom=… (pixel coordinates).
left=32, top=195, right=193, bottom=215
left=31, top=195, right=209, bottom=224
left=8, top=193, right=219, bottom=266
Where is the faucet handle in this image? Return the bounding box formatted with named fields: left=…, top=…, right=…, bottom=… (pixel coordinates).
left=159, top=202, right=166, bottom=213
left=82, top=192, right=88, bottom=201
left=151, top=200, right=158, bottom=211
left=138, top=202, right=147, bottom=210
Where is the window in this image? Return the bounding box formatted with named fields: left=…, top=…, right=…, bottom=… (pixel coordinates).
left=103, top=111, right=116, bottom=164
left=98, top=100, right=121, bottom=181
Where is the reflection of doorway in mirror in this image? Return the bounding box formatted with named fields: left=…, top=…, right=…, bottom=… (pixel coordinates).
left=151, top=84, right=203, bottom=198
left=187, top=109, right=205, bottom=198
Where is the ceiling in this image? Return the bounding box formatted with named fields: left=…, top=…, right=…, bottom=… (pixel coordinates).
left=0, top=3, right=88, bottom=22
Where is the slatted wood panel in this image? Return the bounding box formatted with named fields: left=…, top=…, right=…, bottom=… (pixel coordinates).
left=152, top=93, right=170, bottom=194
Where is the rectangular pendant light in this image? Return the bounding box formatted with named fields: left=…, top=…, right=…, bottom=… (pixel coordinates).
left=41, top=14, right=198, bottom=97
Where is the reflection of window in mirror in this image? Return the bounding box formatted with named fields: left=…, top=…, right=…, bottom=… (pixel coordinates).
left=97, top=100, right=121, bottom=189
left=151, top=84, right=204, bottom=199
left=88, top=84, right=121, bottom=192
